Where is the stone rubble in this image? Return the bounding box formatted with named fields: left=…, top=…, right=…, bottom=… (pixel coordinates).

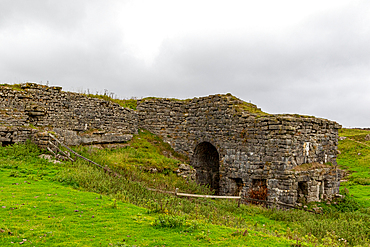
left=175, top=163, right=196, bottom=181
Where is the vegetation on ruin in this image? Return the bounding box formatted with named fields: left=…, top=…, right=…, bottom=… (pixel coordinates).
left=0, top=83, right=23, bottom=91
left=284, top=114, right=317, bottom=118
left=227, top=94, right=318, bottom=119
left=140, top=93, right=272, bottom=116
left=84, top=93, right=138, bottom=110
left=1, top=128, right=370, bottom=246
left=140, top=96, right=192, bottom=103
left=0, top=84, right=326, bottom=121
left=292, top=162, right=333, bottom=171
left=226, top=94, right=270, bottom=116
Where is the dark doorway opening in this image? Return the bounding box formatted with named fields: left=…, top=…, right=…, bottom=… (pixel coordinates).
left=230, top=178, right=244, bottom=196
left=297, top=181, right=308, bottom=203
left=248, top=179, right=268, bottom=204
left=192, top=142, right=220, bottom=194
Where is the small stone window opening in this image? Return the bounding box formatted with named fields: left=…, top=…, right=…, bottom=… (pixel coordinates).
left=248, top=179, right=267, bottom=204
left=318, top=180, right=325, bottom=200
left=297, top=181, right=308, bottom=204
left=323, top=180, right=329, bottom=199
left=230, top=178, right=244, bottom=196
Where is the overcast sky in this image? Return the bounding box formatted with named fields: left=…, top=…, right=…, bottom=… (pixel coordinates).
left=0, top=0, right=369, bottom=127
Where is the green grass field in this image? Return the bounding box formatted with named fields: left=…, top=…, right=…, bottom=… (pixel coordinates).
left=1, top=174, right=294, bottom=246
left=338, top=128, right=370, bottom=208
left=1, top=128, right=370, bottom=246
left=0, top=141, right=293, bottom=246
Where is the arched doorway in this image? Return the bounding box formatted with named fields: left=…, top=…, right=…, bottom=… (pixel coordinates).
left=192, top=142, right=220, bottom=194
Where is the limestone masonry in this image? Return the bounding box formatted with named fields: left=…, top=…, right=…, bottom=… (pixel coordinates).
left=0, top=83, right=342, bottom=206
left=0, top=83, right=136, bottom=147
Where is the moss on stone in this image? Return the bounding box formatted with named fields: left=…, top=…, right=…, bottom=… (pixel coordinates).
left=140, top=94, right=270, bottom=116
left=278, top=114, right=316, bottom=119
left=0, top=83, right=24, bottom=91
left=234, top=102, right=270, bottom=115
left=140, top=96, right=192, bottom=103
left=221, top=94, right=270, bottom=116
left=292, top=162, right=333, bottom=171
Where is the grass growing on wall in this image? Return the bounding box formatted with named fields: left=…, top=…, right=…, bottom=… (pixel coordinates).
left=0, top=84, right=23, bottom=91
left=85, top=93, right=138, bottom=110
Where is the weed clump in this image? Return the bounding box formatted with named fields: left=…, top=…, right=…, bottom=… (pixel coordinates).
left=152, top=214, right=187, bottom=228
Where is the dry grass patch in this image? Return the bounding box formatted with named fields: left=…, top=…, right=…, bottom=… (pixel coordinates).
left=292, top=162, right=333, bottom=171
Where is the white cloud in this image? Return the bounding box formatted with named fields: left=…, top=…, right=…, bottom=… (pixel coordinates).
left=116, top=0, right=357, bottom=63
left=0, top=0, right=369, bottom=127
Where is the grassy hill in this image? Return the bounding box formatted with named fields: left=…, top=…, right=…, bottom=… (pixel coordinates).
left=1, top=128, right=370, bottom=246
left=337, top=128, right=370, bottom=208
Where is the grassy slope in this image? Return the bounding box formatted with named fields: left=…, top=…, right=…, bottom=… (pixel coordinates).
left=1, top=128, right=370, bottom=246
left=0, top=139, right=292, bottom=246
left=337, top=128, right=370, bottom=207
left=1, top=172, right=290, bottom=246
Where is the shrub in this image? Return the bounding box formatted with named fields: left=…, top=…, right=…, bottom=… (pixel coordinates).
left=152, top=214, right=186, bottom=228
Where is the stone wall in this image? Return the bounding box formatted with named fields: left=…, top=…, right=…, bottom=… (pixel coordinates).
left=137, top=94, right=342, bottom=205
left=0, top=83, right=137, bottom=146
left=0, top=83, right=342, bottom=206
left=0, top=126, right=36, bottom=145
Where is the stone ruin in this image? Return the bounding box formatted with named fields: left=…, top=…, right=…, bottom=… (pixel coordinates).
left=0, top=83, right=136, bottom=148
left=0, top=83, right=342, bottom=206
left=137, top=95, right=342, bottom=206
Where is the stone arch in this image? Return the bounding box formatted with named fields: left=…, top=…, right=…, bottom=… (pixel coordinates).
left=192, top=142, right=220, bottom=194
